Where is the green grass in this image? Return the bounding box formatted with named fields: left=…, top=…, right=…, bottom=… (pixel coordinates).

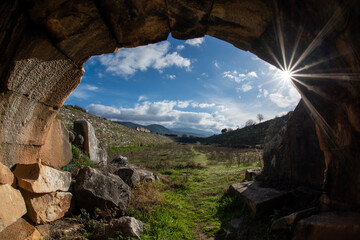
left=116, top=144, right=275, bottom=240
left=70, top=144, right=94, bottom=168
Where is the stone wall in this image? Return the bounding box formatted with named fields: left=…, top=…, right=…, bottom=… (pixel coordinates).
left=263, top=100, right=325, bottom=189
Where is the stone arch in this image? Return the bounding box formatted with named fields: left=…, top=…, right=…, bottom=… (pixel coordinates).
left=1, top=0, right=359, bottom=208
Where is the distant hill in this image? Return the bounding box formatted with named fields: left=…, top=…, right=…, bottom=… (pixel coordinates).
left=171, top=128, right=213, bottom=137
left=203, top=113, right=293, bottom=148
left=119, top=122, right=213, bottom=137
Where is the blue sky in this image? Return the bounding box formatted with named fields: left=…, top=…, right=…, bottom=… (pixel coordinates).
left=66, top=35, right=300, bottom=133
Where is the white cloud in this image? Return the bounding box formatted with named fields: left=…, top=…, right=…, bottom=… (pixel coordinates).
left=223, top=70, right=258, bottom=83
left=237, top=82, right=253, bottom=92
left=87, top=100, right=223, bottom=131
left=177, top=101, right=190, bottom=108
left=176, top=45, right=185, bottom=50
left=69, top=84, right=99, bottom=100
left=214, top=60, right=220, bottom=68
left=138, top=95, right=147, bottom=101
left=269, top=88, right=300, bottom=108
left=166, top=74, right=176, bottom=79
left=185, top=37, right=205, bottom=47
left=201, top=72, right=209, bottom=77
left=96, top=41, right=191, bottom=77
left=263, top=89, right=269, bottom=97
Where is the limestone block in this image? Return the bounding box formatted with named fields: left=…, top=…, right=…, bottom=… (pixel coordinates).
left=5, top=28, right=83, bottom=108
left=167, top=0, right=212, bottom=39
left=0, top=184, right=27, bottom=232
left=207, top=0, right=273, bottom=50
left=0, top=218, right=41, bottom=240
left=97, top=0, right=170, bottom=47
left=74, top=167, right=130, bottom=217
left=0, top=91, right=56, bottom=146
left=0, top=142, right=41, bottom=168
left=271, top=208, right=316, bottom=231
left=229, top=181, right=292, bottom=215
left=40, top=0, right=118, bottom=65
left=40, top=118, right=72, bottom=169
left=0, top=162, right=15, bottom=186
left=21, top=191, right=73, bottom=224
left=74, top=120, right=107, bottom=165
left=293, top=211, right=360, bottom=240
left=13, top=162, right=71, bottom=193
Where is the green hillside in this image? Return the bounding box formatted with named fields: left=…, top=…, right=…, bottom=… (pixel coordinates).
left=204, top=112, right=293, bottom=148
left=58, top=105, right=173, bottom=155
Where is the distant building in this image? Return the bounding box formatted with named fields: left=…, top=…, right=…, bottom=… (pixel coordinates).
left=136, top=127, right=150, bottom=133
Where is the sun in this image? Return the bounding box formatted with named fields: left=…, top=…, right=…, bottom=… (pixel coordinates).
left=280, top=70, right=293, bottom=81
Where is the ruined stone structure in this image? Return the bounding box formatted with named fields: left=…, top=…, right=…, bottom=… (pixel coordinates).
left=0, top=0, right=359, bottom=212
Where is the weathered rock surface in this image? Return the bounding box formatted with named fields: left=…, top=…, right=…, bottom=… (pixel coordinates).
left=0, top=184, right=27, bottom=232
left=21, top=191, right=73, bottom=224
left=39, top=118, right=72, bottom=169
left=97, top=0, right=170, bottom=48
left=96, top=217, right=145, bottom=239
left=271, top=207, right=316, bottom=231
left=0, top=218, right=42, bottom=240
left=229, top=181, right=292, bottom=215
left=245, top=168, right=262, bottom=181
left=0, top=162, right=15, bottom=186
left=74, top=120, right=107, bottom=165
left=114, top=167, right=141, bottom=187
left=74, top=167, right=130, bottom=217
left=112, top=155, right=129, bottom=166
left=13, top=162, right=71, bottom=193
left=137, top=169, right=156, bottom=183
left=263, top=100, right=325, bottom=189
left=293, top=211, right=360, bottom=240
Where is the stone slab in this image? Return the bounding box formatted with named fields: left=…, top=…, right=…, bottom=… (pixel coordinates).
left=229, top=181, right=292, bottom=215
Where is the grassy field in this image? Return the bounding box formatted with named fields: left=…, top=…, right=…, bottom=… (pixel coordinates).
left=107, top=143, right=282, bottom=240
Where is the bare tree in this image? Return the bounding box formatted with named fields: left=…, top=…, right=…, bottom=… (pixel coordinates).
left=257, top=113, right=264, bottom=123
left=221, top=128, right=227, bottom=134
left=245, top=119, right=256, bottom=126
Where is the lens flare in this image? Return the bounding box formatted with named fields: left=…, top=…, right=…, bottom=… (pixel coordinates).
left=281, top=70, right=293, bottom=82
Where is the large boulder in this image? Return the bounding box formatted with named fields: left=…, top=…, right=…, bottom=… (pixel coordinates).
left=112, top=155, right=129, bottom=166
left=73, top=120, right=107, bottom=166
left=137, top=169, right=156, bottom=183
left=74, top=167, right=131, bottom=217
left=13, top=161, right=71, bottom=193
left=0, top=218, right=41, bottom=240
left=39, top=118, right=72, bottom=169
left=0, top=162, right=15, bottom=186
left=21, top=191, right=73, bottom=224
left=0, top=184, right=27, bottom=232
left=293, top=211, right=360, bottom=240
